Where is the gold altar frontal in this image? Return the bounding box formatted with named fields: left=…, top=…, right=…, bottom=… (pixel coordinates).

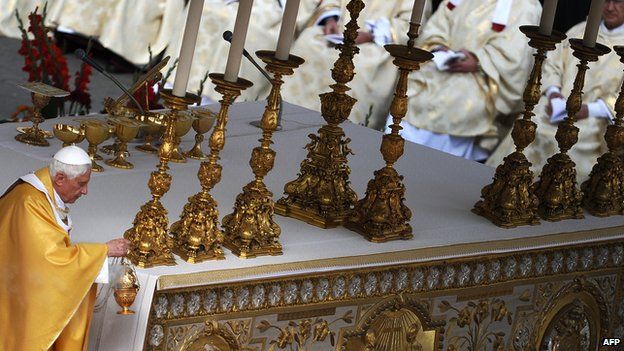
left=145, top=227, right=623, bottom=351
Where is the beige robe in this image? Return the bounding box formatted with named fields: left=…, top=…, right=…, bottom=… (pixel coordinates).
left=278, top=0, right=432, bottom=129
left=487, top=21, right=624, bottom=183
left=405, top=0, right=541, bottom=140
left=164, top=0, right=324, bottom=102
left=0, top=0, right=184, bottom=66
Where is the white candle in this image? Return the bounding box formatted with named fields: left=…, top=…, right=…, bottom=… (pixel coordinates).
left=538, top=0, right=558, bottom=36
left=275, top=0, right=301, bottom=60
left=224, top=0, right=254, bottom=82
left=410, top=0, right=426, bottom=24
left=583, top=0, right=605, bottom=48
left=172, top=0, right=205, bottom=97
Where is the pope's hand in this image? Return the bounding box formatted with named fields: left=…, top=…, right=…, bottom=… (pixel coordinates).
left=106, top=238, right=130, bottom=257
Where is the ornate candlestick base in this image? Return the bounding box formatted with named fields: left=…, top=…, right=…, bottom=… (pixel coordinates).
left=344, top=26, right=432, bottom=242
left=581, top=45, right=624, bottom=217
left=170, top=74, right=252, bottom=264
left=534, top=39, right=610, bottom=221
left=275, top=0, right=364, bottom=228
left=473, top=26, right=566, bottom=228
left=222, top=51, right=303, bottom=258
left=15, top=83, right=69, bottom=147
left=124, top=89, right=199, bottom=268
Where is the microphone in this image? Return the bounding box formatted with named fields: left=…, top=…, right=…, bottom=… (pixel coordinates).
left=222, top=31, right=272, bottom=83
left=222, top=31, right=282, bottom=130
left=74, top=49, right=145, bottom=115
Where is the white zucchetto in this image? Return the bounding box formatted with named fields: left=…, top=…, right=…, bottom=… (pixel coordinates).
left=53, top=145, right=92, bottom=165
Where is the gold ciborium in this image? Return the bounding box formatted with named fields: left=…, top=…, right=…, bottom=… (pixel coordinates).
left=170, top=113, right=194, bottom=163
left=135, top=112, right=166, bottom=154
left=105, top=118, right=141, bottom=169
left=53, top=124, right=85, bottom=147
left=15, top=82, right=69, bottom=147
left=184, top=109, right=217, bottom=160
left=113, top=259, right=140, bottom=315
left=83, top=120, right=110, bottom=172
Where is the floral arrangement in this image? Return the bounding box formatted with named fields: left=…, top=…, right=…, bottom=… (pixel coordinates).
left=14, top=5, right=92, bottom=119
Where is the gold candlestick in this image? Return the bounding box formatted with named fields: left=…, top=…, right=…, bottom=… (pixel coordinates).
left=533, top=39, right=610, bottom=221
left=124, top=89, right=199, bottom=268
left=581, top=45, right=624, bottom=217
left=275, top=0, right=364, bottom=228
left=222, top=51, right=304, bottom=258
left=170, top=74, right=252, bottom=263
left=473, top=26, right=566, bottom=228
left=344, top=23, right=431, bottom=242
left=16, top=82, right=69, bottom=147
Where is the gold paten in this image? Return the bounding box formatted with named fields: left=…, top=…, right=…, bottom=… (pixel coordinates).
left=534, top=39, right=610, bottom=221
left=124, top=89, right=199, bottom=268
left=344, top=23, right=432, bottom=242
left=581, top=45, right=624, bottom=217
left=16, top=82, right=70, bottom=147
left=170, top=74, right=252, bottom=264
left=473, top=26, right=566, bottom=228
left=105, top=117, right=142, bottom=169
left=222, top=51, right=304, bottom=258
left=81, top=120, right=110, bottom=172
left=184, top=109, right=217, bottom=160
left=275, top=0, right=364, bottom=228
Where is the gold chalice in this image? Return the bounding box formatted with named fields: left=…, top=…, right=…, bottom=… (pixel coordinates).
left=113, top=260, right=139, bottom=315
left=83, top=121, right=110, bottom=172
left=100, top=118, right=122, bottom=156
left=135, top=112, right=165, bottom=154
left=53, top=124, right=85, bottom=147
left=15, top=83, right=70, bottom=147
left=169, top=112, right=194, bottom=163
left=184, top=109, right=217, bottom=160
left=105, top=118, right=141, bottom=169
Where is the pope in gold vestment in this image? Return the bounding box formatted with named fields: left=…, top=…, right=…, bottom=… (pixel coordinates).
left=487, top=20, right=624, bottom=182
left=0, top=167, right=108, bottom=351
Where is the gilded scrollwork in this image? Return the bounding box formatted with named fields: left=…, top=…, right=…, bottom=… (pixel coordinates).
left=440, top=298, right=512, bottom=351
left=257, top=310, right=353, bottom=350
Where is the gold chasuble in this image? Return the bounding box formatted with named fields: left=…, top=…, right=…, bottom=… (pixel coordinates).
left=0, top=167, right=107, bottom=351
left=405, top=0, right=541, bottom=139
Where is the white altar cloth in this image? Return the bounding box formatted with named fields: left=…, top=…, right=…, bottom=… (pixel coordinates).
left=0, top=101, right=621, bottom=350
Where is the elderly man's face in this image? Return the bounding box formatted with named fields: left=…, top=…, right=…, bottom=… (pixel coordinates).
left=53, top=170, right=91, bottom=204
left=604, top=0, right=624, bottom=29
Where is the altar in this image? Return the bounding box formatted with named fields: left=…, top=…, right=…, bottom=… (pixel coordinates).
left=1, top=101, right=622, bottom=351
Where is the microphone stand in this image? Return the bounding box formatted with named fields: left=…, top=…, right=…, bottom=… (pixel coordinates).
left=223, top=31, right=282, bottom=131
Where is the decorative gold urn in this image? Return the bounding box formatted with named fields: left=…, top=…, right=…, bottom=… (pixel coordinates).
left=533, top=39, right=610, bottom=221
left=170, top=74, right=252, bottom=264
left=345, top=23, right=432, bottom=242
left=113, top=259, right=140, bottom=315
left=581, top=45, right=624, bottom=217
left=473, top=26, right=566, bottom=228
left=275, top=0, right=364, bottom=228
left=222, top=50, right=304, bottom=258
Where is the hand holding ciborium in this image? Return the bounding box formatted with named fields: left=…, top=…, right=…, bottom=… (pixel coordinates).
left=135, top=112, right=166, bottom=154
left=105, top=117, right=142, bottom=169
left=53, top=124, right=85, bottom=148
left=184, top=109, right=217, bottom=160
left=113, top=258, right=140, bottom=315
left=82, top=120, right=110, bottom=172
